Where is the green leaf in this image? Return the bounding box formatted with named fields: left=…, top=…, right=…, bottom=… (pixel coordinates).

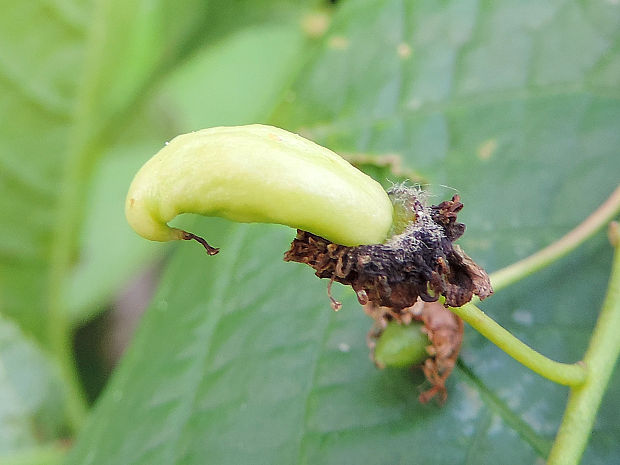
left=0, top=0, right=318, bottom=443
left=64, top=0, right=620, bottom=463
left=0, top=0, right=314, bottom=340
left=0, top=0, right=90, bottom=343
left=0, top=0, right=217, bottom=342
left=0, top=316, right=68, bottom=462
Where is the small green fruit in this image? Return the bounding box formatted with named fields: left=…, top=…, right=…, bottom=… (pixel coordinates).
left=374, top=321, right=430, bottom=368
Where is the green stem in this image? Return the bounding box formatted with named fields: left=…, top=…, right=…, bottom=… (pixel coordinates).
left=450, top=302, right=587, bottom=386
left=547, top=223, right=620, bottom=465
left=490, top=184, right=620, bottom=292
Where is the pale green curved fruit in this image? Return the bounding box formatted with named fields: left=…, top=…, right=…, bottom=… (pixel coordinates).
left=126, top=124, right=393, bottom=251
left=374, top=321, right=430, bottom=368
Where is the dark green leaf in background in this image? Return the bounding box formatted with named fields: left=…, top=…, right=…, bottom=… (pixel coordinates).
left=0, top=0, right=313, bottom=341
left=1, top=0, right=318, bottom=461
left=2, top=0, right=619, bottom=463
left=65, top=0, right=620, bottom=464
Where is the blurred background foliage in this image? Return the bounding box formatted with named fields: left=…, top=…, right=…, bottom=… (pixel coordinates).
left=1, top=0, right=619, bottom=464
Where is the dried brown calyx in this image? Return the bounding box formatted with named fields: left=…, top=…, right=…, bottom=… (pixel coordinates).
left=284, top=187, right=493, bottom=309
left=284, top=186, right=492, bottom=403
left=366, top=299, right=464, bottom=404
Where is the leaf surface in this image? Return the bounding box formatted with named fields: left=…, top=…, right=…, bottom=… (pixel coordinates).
left=0, top=0, right=312, bottom=338
left=0, top=0, right=315, bottom=460
left=0, top=317, right=67, bottom=462
left=64, top=0, right=620, bottom=463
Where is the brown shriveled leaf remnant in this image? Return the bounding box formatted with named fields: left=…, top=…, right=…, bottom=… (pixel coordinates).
left=366, top=299, right=464, bottom=404
left=284, top=192, right=492, bottom=309
left=284, top=188, right=491, bottom=402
